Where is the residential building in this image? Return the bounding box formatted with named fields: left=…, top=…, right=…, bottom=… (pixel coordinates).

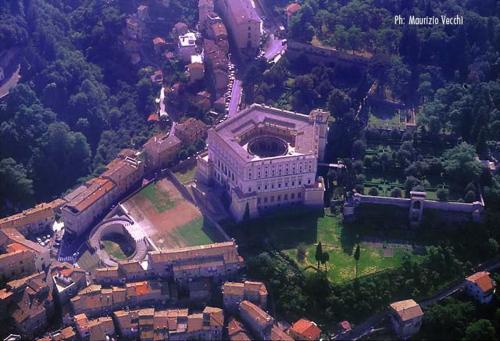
left=147, top=241, right=244, bottom=281
left=100, top=149, right=144, bottom=200
left=271, top=325, right=294, bottom=341
left=227, top=317, right=252, bottom=341
left=0, top=243, right=37, bottom=280
left=174, top=117, right=208, bottom=145
left=113, top=309, right=140, bottom=339
left=50, top=263, right=87, bottom=304
left=465, top=271, right=496, bottom=304
left=75, top=314, right=115, bottom=341
left=187, top=54, right=205, bottom=82
left=126, top=16, right=143, bottom=40
left=93, top=266, right=121, bottom=285
left=143, top=133, right=182, bottom=172
left=0, top=228, right=50, bottom=273
left=37, top=326, right=76, bottom=341
left=196, top=104, right=328, bottom=221
left=137, top=5, right=149, bottom=22
left=178, top=32, right=197, bottom=62
left=238, top=300, right=273, bottom=340
left=289, top=318, right=321, bottom=341
left=153, top=37, right=167, bottom=54
left=71, top=281, right=166, bottom=317
left=62, top=150, right=143, bottom=237
left=223, top=281, right=268, bottom=313
left=118, top=260, right=148, bottom=282
left=61, top=178, right=117, bottom=237
left=0, top=272, right=54, bottom=338
left=0, top=202, right=57, bottom=235
left=203, top=38, right=229, bottom=96
left=215, top=0, right=262, bottom=50
left=285, top=3, right=301, bottom=25
left=189, top=278, right=211, bottom=302
left=208, top=22, right=228, bottom=43
left=389, top=299, right=424, bottom=340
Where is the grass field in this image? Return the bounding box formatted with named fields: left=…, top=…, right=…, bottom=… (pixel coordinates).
left=138, top=182, right=175, bottom=212
left=237, top=210, right=414, bottom=283
left=170, top=217, right=214, bottom=247
left=102, top=240, right=128, bottom=260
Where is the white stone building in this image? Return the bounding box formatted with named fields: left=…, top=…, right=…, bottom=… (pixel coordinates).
left=215, top=0, right=262, bottom=50
left=178, top=32, right=197, bottom=62
left=197, top=104, right=328, bottom=221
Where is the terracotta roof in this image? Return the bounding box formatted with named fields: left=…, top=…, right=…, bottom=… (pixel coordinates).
left=389, top=299, right=423, bottom=322
left=0, top=202, right=55, bottom=229
left=203, top=306, right=224, bottom=328
left=239, top=300, right=273, bottom=328
left=188, top=313, right=203, bottom=332
left=467, top=271, right=496, bottom=294
left=244, top=281, right=268, bottom=296
left=65, top=178, right=115, bottom=213
left=228, top=318, right=252, bottom=341
left=291, top=318, right=321, bottom=340
left=153, top=37, right=166, bottom=45
left=285, top=3, right=301, bottom=16
left=118, top=260, right=144, bottom=274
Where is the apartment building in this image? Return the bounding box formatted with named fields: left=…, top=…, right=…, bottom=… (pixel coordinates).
left=289, top=318, right=322, bottom=341
left=223, top=281, right=268, bottom=313
left=0, top=202, right=57, bottom=235
left=50, top=262, right=87, bottom=304
left=215, top=0, right=262, bottom=50
left=465, top=271, right=496, bottom=304
left=0, top=243, right=37, bottom=280
left=238, top=300, right=273, bottom=340
left=143, top=133, right=182, bottom=172
left=0, top=272, right=54, bottom=338
left=147, top=240, right=244, bottom=281
left=74, top=314, right=115, bottom=341
left=0, top=228, right=50, bottom=273
left=62, top=150, right=143, bottom=237
left=174, top=117, right=208, bottom=145
left=389, top=299, right=424, bottom=340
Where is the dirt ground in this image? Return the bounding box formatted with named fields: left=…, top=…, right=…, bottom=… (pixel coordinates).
left=122, top=179, right=205, bottom=249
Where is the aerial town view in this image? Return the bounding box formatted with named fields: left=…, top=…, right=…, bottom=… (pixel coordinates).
left=0, top=0, right=499, bottom=340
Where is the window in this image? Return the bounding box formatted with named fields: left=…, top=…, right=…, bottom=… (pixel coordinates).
left=298, top=192, right=302, bottom=198
left=291, top=193, right=295, bottom=199
left=264, top=197, right=268, bottom=203
left=248, top=187, right=251, bottom=192
left=257, top=198, right=261, bottom=204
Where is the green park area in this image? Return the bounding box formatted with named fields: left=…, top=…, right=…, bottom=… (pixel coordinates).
left=234, top=209, right=417, bottom=284
left=137, top=182, right=175, bottom=212
left=102, top=240, right=129, bottom=260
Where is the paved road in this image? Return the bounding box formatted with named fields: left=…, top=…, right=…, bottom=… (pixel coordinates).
left=263, top=34, right=286, bottom=61
left=0, top=64, right=21, bottom=99
left=228, top=79, right=242, bottom=117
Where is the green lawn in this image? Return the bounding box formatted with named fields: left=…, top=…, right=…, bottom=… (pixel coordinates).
left=236, top=210, right=413, bottom=283
left=102, top=240, right=128, bottom=260
left=173, top=165, right=197, bottom=185
left=138, top=182, right=175, bottom=212
left=171, top=217, right=214, bottom=247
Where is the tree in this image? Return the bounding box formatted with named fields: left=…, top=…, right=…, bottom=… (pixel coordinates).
left=327, top=89, right=351, bottom=122
left=390, top=188, right=402, bottom=198
left=487, top=238, right=499, bottom=257
left=315, top=242, right=323, bottom=269
left=321, top=251, right=330, bottom=271
left=297, top=243, right=307, bottom=263
left=443, top=143, right=483, bottom=185
left=354, top=244, right=360, bottom=278
left=0, top=158, right=34, bottom=214
left=437, top=188, right=449, bottom=201
left=463, top=319, right=496, bottom=341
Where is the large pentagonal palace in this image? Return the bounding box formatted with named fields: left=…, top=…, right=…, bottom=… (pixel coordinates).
left=197, top=104, right=329, bottom=221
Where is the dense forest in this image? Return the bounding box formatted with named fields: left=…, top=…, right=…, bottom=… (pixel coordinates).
left=0, top=0, right=164, bottom=216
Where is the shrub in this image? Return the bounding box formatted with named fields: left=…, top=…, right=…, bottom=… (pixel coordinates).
left=368, top=187, right=379, bottom=196
left=390, top=187, right=402, bottom=198
left=436, top=188, right=448, bottom=201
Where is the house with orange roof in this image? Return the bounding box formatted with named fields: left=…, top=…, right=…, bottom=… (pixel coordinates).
left=465, top=271, right=496, bottom=303
left=285, top=3, right=301, bottom=25
left=227, top=317, right=252, bottom=341
left=0, top=202, right=56, bottom=235
left=289, top=318, right=321, bottom=341
left=147, top=240, right=244, bottom=281
left=239, top=300, right=274, bottom=340
left=389, top=299, right=423, bottom=340
left=0, top=228, right=50, bottom=274
left=223, top=280, right=268, bottom=313
left=50, top=262, right=87, bottom=303
left=0, top=243, right=37, bottom=280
